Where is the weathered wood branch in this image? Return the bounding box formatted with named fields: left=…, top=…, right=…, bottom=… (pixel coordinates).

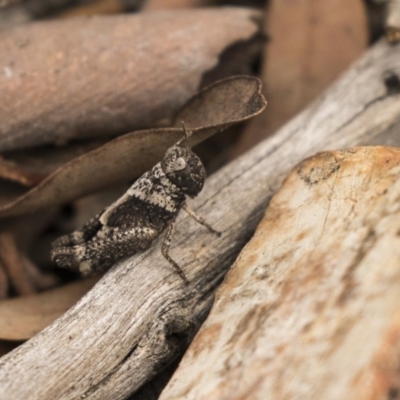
left=1, top=39, right=400, bottom=399
left=160, top=146, right=400, bottom=399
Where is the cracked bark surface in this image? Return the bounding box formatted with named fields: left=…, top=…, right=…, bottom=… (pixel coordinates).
left=1, top=39, right=400, bottom=399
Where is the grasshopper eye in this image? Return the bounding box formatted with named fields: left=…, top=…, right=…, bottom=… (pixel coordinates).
left=173, top=157, right=187, bottom=171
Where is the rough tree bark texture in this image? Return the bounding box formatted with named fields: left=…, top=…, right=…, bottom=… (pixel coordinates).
left=161, top=146, right=400, bottom=400
left=1, top=39, right=400, bottom=399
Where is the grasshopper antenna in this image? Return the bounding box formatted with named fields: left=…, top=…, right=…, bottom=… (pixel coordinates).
left=181, top=121, right=192, bottom=151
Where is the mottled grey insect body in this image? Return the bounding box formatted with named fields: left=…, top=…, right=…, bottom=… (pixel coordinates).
left=51, top=127, right=219, bottom=283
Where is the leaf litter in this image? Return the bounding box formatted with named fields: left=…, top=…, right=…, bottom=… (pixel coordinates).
left=0, top=76, right=266, bottom=218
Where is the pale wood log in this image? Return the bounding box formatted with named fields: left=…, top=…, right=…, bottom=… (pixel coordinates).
left=160, top=146, right=400, bottom=400
left=1, top=39, right=400, bottom=399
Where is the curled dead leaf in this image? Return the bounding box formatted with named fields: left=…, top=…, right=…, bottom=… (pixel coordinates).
left=0, top=155, right=45, bottom=186
left=3, top=140, right=105, bottom=182
left=0, top=76, right=267, bottom=218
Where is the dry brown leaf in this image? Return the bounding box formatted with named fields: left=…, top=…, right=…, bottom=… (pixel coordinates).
left=0, top=155, right=44, bottom=186
left=0, top=76, right=266, bottom=218
left=3, top=208, right=57, bottom=253
left=0, top=276, right=100, bottom=340
left=0, top=210, right=59, bottom=295
left=0, top=8, right=260, bottom=152
left=4, top=140, right=105, bottom=178
left=22, top=254, right=60, bottom=291
left=233, top=0, right=368, bottom=156
left=0, top=232, right=35, bottom=296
